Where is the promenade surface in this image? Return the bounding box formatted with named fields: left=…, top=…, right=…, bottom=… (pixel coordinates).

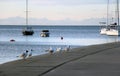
left=0, top=42, right=120, bottom=76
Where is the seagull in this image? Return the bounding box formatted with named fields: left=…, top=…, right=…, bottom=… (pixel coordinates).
left=49, top=47, right=54, bottom=54
left=28, top=49, right=33, bottom=57
left=64, top=45, right=70, bottom=51
left=20, top=50, right=28, bottom=59
left=56, top=47, right=62, bottom=52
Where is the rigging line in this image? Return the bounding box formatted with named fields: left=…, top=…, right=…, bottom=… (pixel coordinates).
left=26, top=0, right=28, bottom=44
left=107, top=0, right=109, bottom=27
left=26, top=0, right=28, bottom=26
left=117, top=0, right=119, bottom=28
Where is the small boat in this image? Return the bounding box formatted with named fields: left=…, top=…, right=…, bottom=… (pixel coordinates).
left=10, top=39, right=15, bottom=42
left=22, top=0, right=34, bottom=36
left=40, top=30, right=50, bottom=37
left=22, top=27, right=34, bottom=35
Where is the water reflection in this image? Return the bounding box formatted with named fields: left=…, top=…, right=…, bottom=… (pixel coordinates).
left=106, top=36, right=119, bottom=43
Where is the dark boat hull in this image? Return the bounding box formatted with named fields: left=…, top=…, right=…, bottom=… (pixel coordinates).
left=22, top=30, right=34, bottom=36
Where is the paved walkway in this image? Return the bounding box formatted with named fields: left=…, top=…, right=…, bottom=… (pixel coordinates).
left=44, top=43, right=120, bottom=76
left=0, top=42, right=120, bottom=76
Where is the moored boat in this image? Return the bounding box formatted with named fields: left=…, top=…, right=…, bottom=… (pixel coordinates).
left=40, top=30, right=50, bottom=37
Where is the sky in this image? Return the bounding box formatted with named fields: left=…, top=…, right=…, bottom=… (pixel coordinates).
left=0, top=0, right=117, bottom=25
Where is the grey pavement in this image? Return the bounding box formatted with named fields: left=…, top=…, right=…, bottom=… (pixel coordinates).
left=0, top=42, right=120, bottom=76
left=44, top=43, right=120, bottom=76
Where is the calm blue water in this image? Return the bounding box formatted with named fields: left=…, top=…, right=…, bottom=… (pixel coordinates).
left=0, top=25, right=119, bottom=64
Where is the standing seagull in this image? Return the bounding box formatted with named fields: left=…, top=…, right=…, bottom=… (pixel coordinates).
left=64, top=45, right=70, bottom=52
left=29, top=49, right=33, bottom=57
left=49, top=47, right=54, bottom=54
left=20, top=50, right=28, bottom=60
left=56, top=47, right=62, bottom=52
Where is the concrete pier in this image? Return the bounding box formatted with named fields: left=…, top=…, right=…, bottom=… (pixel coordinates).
left=0, top=42, right=120, bottom=76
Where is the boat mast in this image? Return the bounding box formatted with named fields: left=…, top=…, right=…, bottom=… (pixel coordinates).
left=117, top=0, right=119, bottom=30
left=26, top=0, right=28, bottom=28
left=107, top=0, right=109, bottom=27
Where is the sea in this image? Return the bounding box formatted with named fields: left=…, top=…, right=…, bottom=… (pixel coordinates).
left=0, top=25, right=119, bottom=64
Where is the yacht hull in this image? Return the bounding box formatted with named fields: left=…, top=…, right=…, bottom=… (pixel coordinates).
left=100, top=28, right=107, bottom=35
left=106, top=29, right=119, bottom=36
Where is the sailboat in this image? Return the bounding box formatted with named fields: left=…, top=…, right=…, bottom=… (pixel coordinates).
left=100, top=22, right=107, bottom=35
left=22, top=0, right=34, bottom=36
left=100, top=0, right=109, bottom=35
left=106, top=0, right=119, bottom=36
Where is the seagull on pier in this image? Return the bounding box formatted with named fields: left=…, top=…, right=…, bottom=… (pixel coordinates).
left=56, top=47, right=62, bottom=52
left=64, top=45, right=70, bottom=52
left=49, top=47, right=54, bottom=54
left=28, top=49, right=33, bottom=57
left=20, top=50, right=28, bottom=59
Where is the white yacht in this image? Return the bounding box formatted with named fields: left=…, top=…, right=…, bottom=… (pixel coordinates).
left=106, top=0, right=119, bottom=36
left=100, top=28, right=108, bottom=35
left=106, top=29, right=119, bottom=36
left=100, top=0, right=109, bottom=35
